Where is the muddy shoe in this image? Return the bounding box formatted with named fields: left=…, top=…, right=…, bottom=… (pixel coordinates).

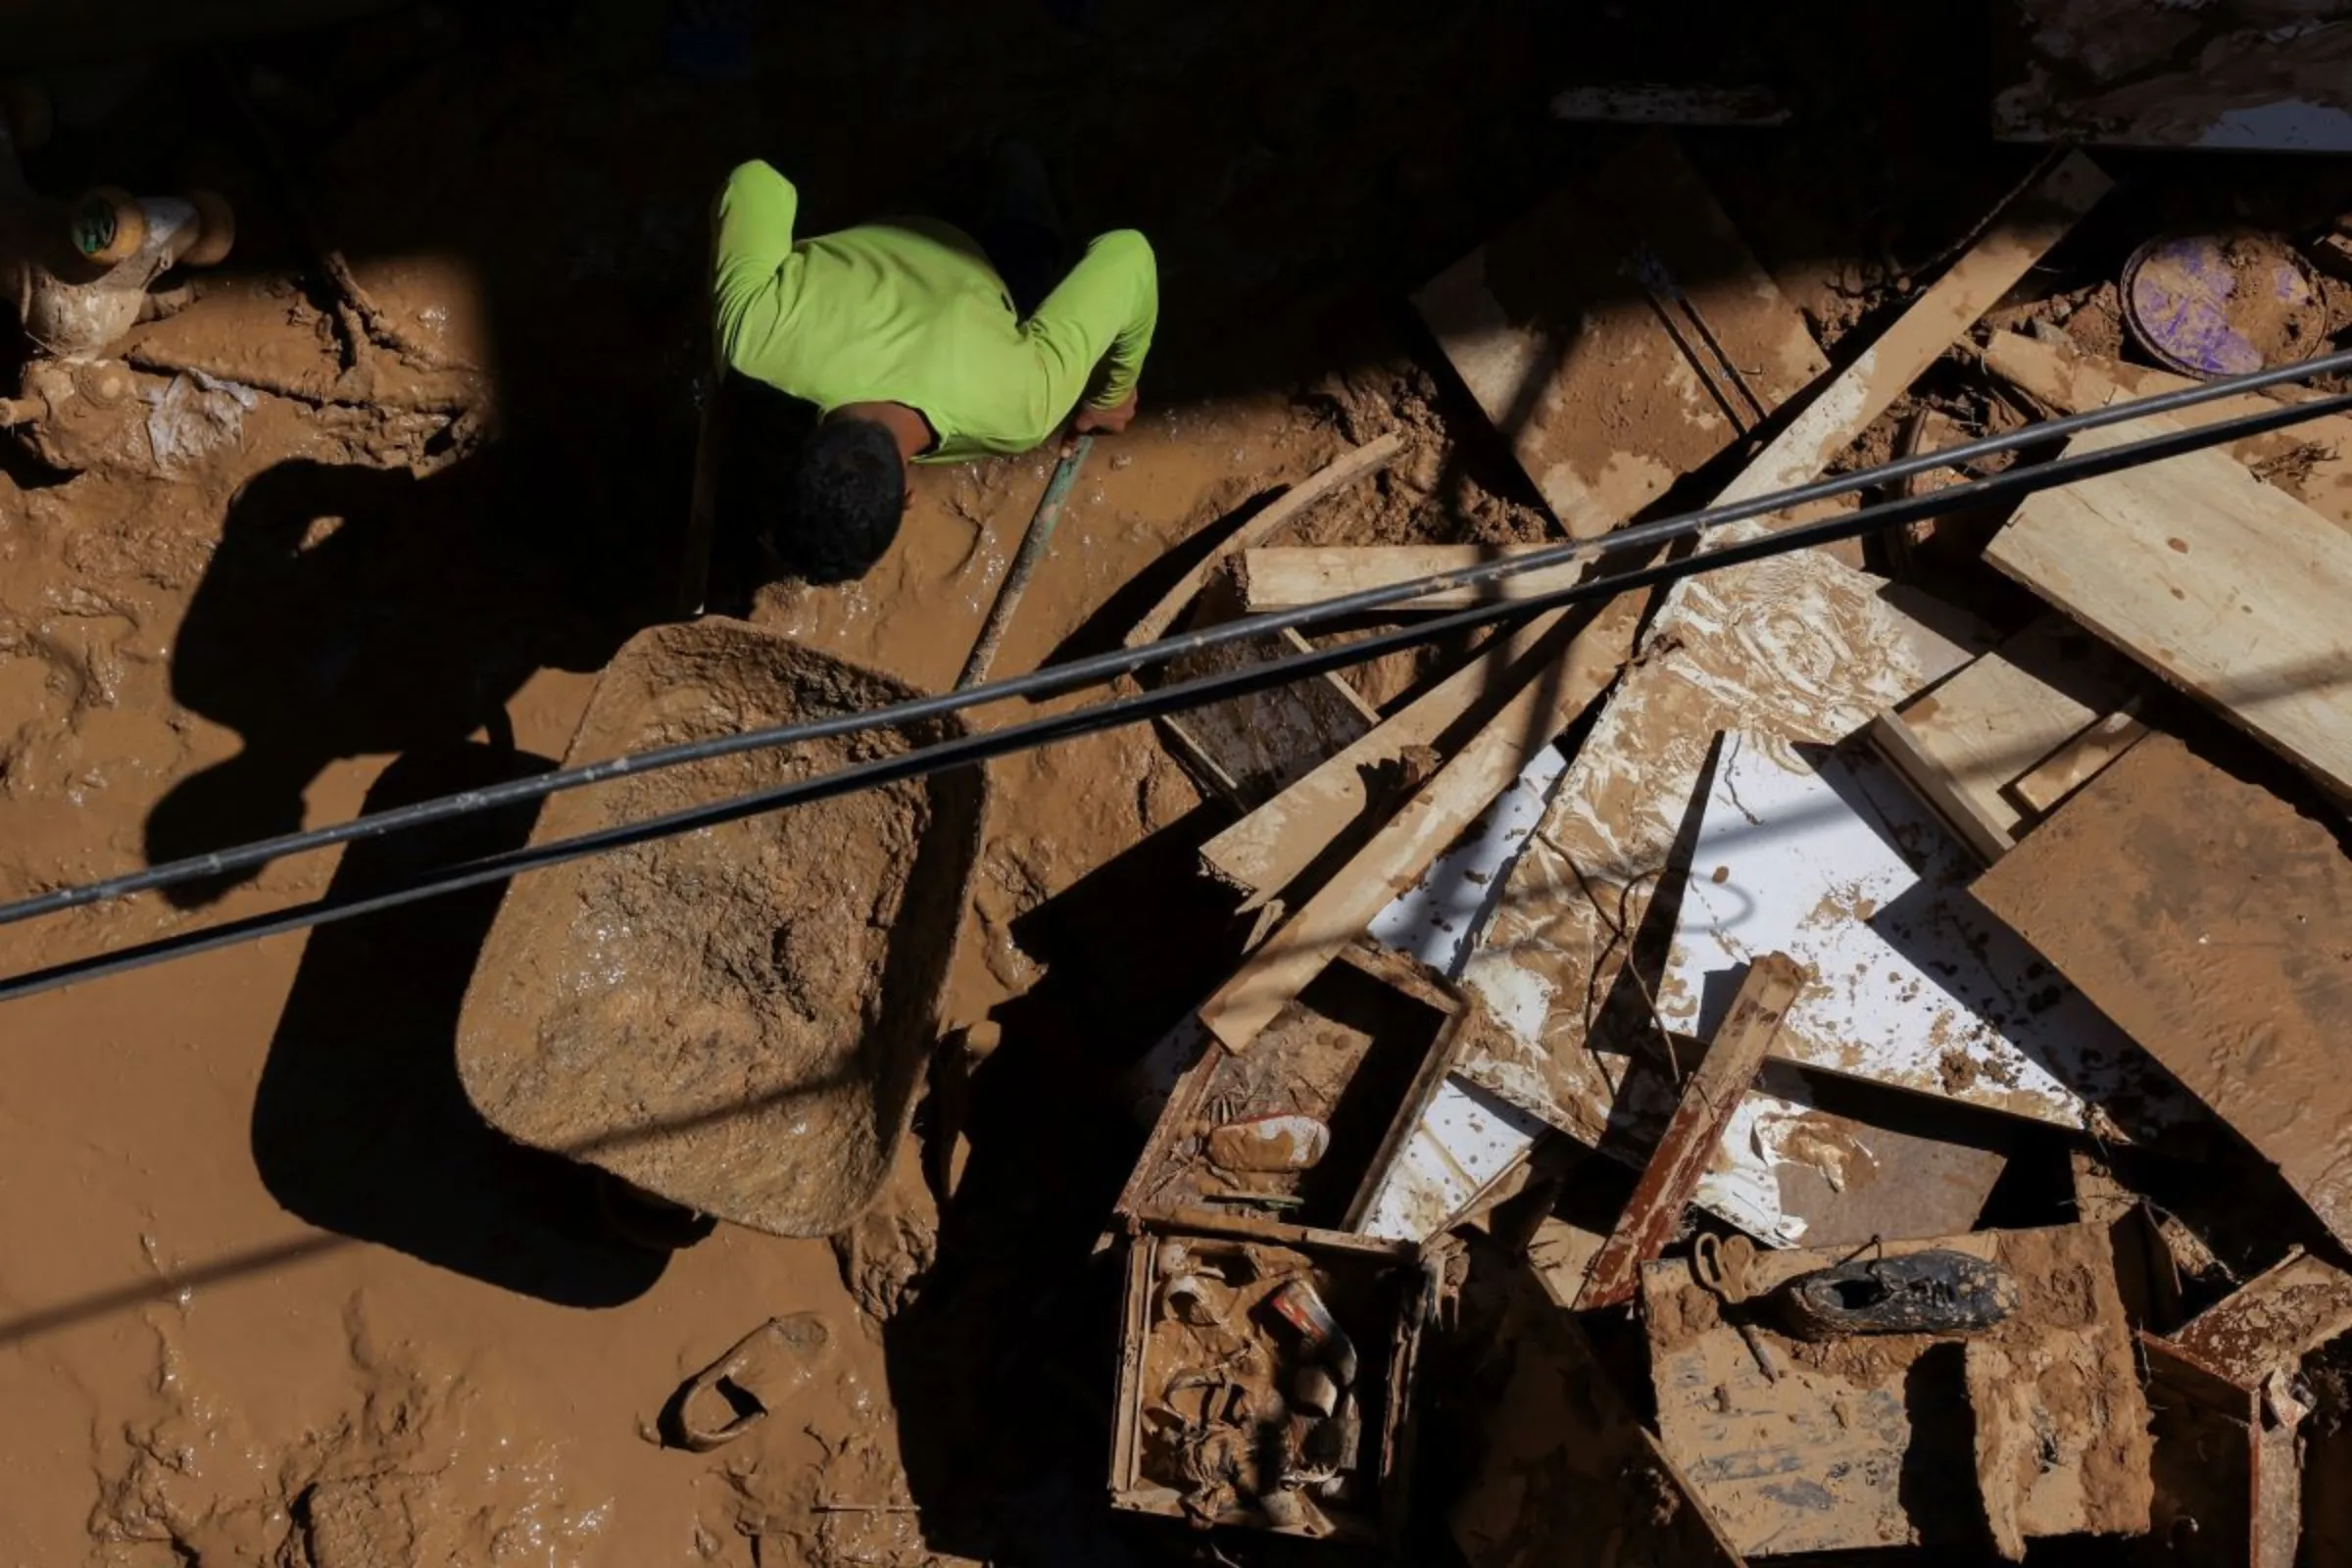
left=665, top=1314, right=833, bottom=1451
left=1777, top=1250, right=2019, bottom=1339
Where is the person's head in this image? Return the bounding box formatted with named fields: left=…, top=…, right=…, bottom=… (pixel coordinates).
left=770, top=413, right=906, bottom=585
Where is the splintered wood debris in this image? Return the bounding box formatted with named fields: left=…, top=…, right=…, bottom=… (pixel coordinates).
left=1106, top=113, right=2352, bottom=1564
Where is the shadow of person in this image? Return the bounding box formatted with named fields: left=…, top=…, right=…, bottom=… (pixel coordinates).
left=145, top=453, right=645, bottom=907
left=869, top=799, right=1248, bottom=1558
left=250, top=737, right=666, bottom=1306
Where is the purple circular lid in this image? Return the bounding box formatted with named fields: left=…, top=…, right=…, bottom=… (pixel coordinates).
left=2126, top=234, right=2322, bottom=379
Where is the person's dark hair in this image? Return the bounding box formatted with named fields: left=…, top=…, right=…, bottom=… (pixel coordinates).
left=772, top=416, right=904, bottom=585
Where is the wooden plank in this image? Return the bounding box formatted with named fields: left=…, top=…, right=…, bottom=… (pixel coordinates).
left=1240, top=544, right=1567, bottom=613
left=1574, top=953, right=1801, bottom=1309
left=2173, top=1249, right=2352, bottom=1393
left=1868, top=708, right=2018, bottom=863
left=1975, top=735, right=2352, bottom=1252
left=1199, top=613, right=1559, bottom=903
left=1196, top=600, right=1639, bottom=1053
left=1413, top=132, right=1828, bottom=536
left=1873, top=613, right=2140, bottom=858
left=1985, top=414, right=2352, bottom=799
left=1459, top=157, right=2110, bottom=1138
left=1123, top=433, right=1402, bottom=649
left=2006, top=706, right=2147, bottom=817
left=1983, top=328, right=2352, bottom=532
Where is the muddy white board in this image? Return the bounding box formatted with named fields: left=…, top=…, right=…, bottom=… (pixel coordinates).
left=1356, top=741, right=1999, bottom=1249
left=1658, top=733, right=2179, bottom=1136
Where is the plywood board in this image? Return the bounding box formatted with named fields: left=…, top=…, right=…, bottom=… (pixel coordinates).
left=1986, top=415, right=2352, bottom=799
left=1982, top=329, right=2352, bottom=531
left=1976, top=734, right=2352, bottom=1251
left=1644, top=1224, right=2150, bottom=1557
left=1358, top=745, right=1997, bottom=1251
left=1413, top=132, right=1828, bottom=537
left=1455, top=157, right=2108, bottom=1151
left=1658, top=734, right=2180, bottom=1137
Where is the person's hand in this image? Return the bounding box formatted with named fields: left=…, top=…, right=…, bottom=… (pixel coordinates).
left=1073, top=390, right=1138, bottom=438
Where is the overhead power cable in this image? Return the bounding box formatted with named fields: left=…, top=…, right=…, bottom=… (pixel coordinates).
left=2, top=342, right=2349, bottom=932
left=4, top=388, right=2346, bottom=1004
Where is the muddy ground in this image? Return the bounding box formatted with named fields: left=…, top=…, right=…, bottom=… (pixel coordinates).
left=2, top=3, right=2347, bottom=1565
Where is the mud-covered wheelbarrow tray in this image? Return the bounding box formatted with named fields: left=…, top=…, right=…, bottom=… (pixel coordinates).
left=456, top=618, right=986, bottom=1237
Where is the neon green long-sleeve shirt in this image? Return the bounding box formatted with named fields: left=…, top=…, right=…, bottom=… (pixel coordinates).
left=710, top=161, right=1157, bottom=464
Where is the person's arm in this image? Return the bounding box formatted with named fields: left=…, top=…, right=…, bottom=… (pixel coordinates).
left=710, top=160, right=801, bottom=375
left=1024, top=229, right=1157, bottom=427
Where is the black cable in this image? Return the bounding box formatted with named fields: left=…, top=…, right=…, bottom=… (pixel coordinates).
left=8, top=390, right=2343, bottom=1004
left=5, top=342, right=2350, bottom=931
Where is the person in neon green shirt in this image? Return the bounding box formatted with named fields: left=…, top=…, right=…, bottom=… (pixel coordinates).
left=710, top=154, right=1157, bottom=583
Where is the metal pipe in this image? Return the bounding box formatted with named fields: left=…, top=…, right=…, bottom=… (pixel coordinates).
left=956, top=435, right=1091, bottom=689
left=4, top=347, right=2351, bottom=930
left=4, top=390, right=2342, bottom=1003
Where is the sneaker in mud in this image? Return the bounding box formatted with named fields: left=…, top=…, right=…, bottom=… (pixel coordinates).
left=1776, top=1249, right=2020, bottom=1339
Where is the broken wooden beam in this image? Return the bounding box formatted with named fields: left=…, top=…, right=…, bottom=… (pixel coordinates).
left=2173, top=1248, right=2352, bottom=1396
left=1574, top=953, right=1802, bottom=1309
left=1123, top=432, right=1402, bottom=649
left=1199, top=613, right=1558, bottom=905
left=1194, top=604, right=1635, bottom=1053
left=1976, top=734, right=2352, bottom=1252
left=1986, top=413, right=2352, bottom=800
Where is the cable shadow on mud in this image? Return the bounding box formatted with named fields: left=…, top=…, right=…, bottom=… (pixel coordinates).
left=250, top=738, right=667, bottom=1307
left=143, top=450, right=657, bottom=908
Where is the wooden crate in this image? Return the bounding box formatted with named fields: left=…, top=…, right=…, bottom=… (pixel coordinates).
left=1108, top=1209, right=1439, bottom=1545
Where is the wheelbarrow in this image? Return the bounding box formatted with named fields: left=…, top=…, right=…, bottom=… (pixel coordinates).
left=456, top=618, right=987, bottom=1239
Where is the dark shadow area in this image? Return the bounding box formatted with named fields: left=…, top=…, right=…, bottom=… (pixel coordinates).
left=1896, top=1342, right=1987, bottom=1551
left=873, top=798, right=1249, bottom=1559
left=250, top=738, right=667, bottom=1306
left=146, top=452, right=650, bottom=905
